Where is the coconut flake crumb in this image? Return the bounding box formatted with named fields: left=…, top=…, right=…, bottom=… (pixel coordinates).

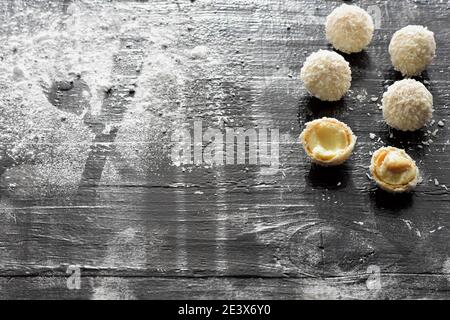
left=190, top=45, right=210, bottom=59
left=430, top=226, right=445, bottom=233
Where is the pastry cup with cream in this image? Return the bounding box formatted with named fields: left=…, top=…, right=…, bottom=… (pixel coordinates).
left=370, top=146, right=419, bottom=193
left=300, top=117, right=357, bottom=166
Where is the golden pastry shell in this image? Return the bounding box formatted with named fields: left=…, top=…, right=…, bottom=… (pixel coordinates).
left=299, top=117, right=357, bottom=166
left=370, top=146, right=419, bottom=193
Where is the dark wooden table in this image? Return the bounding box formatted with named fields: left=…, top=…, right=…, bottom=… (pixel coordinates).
left=0, top=0, right=448, bottom=299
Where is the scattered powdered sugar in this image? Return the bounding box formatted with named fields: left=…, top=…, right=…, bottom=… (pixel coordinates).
left=0, top=1, right=168, bottom=196
left=0, top=62, right=93, bottom=198
left=103, top=51, right=188, bottom=181
left=0, top=2, right=137, bottom=198
left=102, top=42, right=230, bottom=182
left=0, top=0, right=242, bottom=196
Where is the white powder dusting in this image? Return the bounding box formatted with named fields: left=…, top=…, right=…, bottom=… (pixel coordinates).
left=0, top=66, right=93, bottom=197
left=0, top=2, right=139, bottom=197
left=92, top=277, right=136, bottom=300
left=443, top=258, right=450, bottom=282
left=100, top=40, right=227, bottom=182
left=1, top=1, right=230, bottom=194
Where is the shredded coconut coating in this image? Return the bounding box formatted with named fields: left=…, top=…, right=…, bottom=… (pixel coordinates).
left=382, top=79, right=433, bottom=131
left=300, top=50, right=351, bottom=101
left=389, top=25, right=436, bottom=76
left=326, top=4, right=374, bottom=54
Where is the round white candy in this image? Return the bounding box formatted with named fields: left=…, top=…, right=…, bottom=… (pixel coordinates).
left=382, top=79, right=433, bottom=131
left=389, top=25, right=436, bottom=76
left=300, top=50, right=351, bottom=102
left=325, top=4, right=374, bottom=54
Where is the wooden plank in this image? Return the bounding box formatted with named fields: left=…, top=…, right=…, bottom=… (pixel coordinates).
left=0, top=274, right=448, bottom=300
left=0, top=0, right=449, bottom=299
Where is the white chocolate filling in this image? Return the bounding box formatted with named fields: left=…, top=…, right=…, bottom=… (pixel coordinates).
left=300, top=117, right=356, bottom=166
left=307, top=122, right=349, bottom=161
left=370, top=147, right=419, bottom=193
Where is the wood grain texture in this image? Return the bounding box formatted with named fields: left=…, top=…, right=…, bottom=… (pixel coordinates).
left=0, top=0, right=449, bottom=299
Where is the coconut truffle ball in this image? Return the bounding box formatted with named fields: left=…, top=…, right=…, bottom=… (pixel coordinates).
left=326, top=4, right=374, bottom=54
left=389, top=25, right=436, bottom=76
left=300, top=50, right=351, bottom=101
left=382, top=79, right=433, bottom=131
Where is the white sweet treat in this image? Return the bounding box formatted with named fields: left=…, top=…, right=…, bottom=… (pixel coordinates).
left=370, top=146, right=419, bottom=193
left=300, top=50, right=351, bottom=101
left=300, top=117, right=357, bottom=166
left=389, top=25, right=436, bottom=76
left=382, top=79, right=433, bottom=131
left=325, top=4, right=374, bottom=54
